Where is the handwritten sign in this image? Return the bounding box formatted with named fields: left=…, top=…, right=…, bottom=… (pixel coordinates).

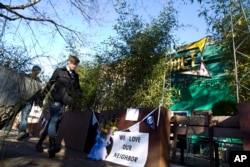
left=105, top=131, right=149, bottom=167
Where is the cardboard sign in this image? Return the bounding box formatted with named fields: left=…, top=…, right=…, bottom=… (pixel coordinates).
left=106, top=131, right=149, bottom=167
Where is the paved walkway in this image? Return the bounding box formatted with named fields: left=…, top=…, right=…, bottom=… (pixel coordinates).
left=0, top=130, right=124, bottom=167
left=0, top=130, right=226, bottom=167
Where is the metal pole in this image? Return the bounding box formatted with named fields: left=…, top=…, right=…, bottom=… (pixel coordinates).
left=230, top=0, right=240, bottom=103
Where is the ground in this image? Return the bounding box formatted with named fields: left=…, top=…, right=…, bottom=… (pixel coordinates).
left=0, top=130, right=229, bottom=167
left=0, top=130, right=124, bottom=167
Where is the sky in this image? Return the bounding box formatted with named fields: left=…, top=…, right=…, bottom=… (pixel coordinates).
left=71, top=0, right=209, bottom=72
left=1, top=0, right=208, bottom=77
left=63, top=0, right=208, bottom=76
left=84, top=0, right=207, bottom=53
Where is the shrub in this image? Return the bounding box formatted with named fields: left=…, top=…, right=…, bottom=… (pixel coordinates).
left=212, top=100, right=238, bottom=116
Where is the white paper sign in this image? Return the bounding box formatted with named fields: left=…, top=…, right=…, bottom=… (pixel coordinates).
left=105, top=131, right=149, bottom=167
left=127, top=122, right=140, bottom=132
left=125, top=108, right=139, bottom=121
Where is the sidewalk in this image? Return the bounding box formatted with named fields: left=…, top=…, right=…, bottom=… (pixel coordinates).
left=0, top=130, right=218, bottom=167
left=0, top=130, right=124, bottom=167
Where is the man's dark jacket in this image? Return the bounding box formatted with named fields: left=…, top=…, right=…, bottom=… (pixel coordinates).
left=44, top=67, right=83, bottom=105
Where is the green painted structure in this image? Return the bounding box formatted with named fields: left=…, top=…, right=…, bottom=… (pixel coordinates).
left=169, top=38, right=241, bottom=152
left=169, top=39, right=236, bottom=116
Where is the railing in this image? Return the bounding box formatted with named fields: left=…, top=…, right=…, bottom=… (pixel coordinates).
left=170, top=111, right=242, bottom=167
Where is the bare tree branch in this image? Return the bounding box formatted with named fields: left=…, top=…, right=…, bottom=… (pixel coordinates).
left=0, top=0, right=104, bottom=48
left=0, top=0, right=41, bottom=10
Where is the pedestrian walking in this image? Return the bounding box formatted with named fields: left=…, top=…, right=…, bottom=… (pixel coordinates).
left=38, top=55, right=83, bottom=158
left=2, top=65, right=42, bottom=140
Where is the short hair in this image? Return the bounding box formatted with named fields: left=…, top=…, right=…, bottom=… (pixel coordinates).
left=68, top=55, right=80, bottom=65
left=32, top=65, right=41, bottom=71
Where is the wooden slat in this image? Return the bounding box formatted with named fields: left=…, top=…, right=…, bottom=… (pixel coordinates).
left=171, top=113, right=242, bottom=167
left=175, top=126, right=209, bottom=136
left=174, top=115, right=188, bottom=124
left=174, top=115, right=209, bottom=126
left=188, top=116, right=209, bottom=126
left=213, top=127, right=242, bottom=138
left=211, top=115, right=240, bottom=128
left=192, top=110, right=211, bottom=116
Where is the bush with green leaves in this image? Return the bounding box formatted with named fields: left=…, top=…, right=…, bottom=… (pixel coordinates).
left=212, top=100, right=238, bottom=116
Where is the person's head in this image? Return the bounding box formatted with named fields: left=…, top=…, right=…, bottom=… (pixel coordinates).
left=31, top=65, right=41, bottom=76
left=67, top=55, right=80, bottom=71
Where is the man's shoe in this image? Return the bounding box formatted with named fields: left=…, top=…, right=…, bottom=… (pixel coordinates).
left=35, top=144, right=44, bottom=152
left=48, top=148, right=56, bottom=158
left=16, top=132, right=29, bottom=141
left=54, top=145, right=61, bottom=153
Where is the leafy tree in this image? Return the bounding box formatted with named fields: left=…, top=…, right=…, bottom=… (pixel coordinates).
left=191, top=0, right=250, bottom=102
left=71, top=61, right=101, bottom=111
left=212, top=100, right=238, bottom=116
left=92, top=0, right=180, bottom=111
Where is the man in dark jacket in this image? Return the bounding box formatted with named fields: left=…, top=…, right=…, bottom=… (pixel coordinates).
left=36, top=55, right=83, bottom=158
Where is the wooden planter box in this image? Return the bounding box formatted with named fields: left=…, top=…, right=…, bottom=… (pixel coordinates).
left=56, top=111, right=93, bottom=151
left=34, top=107, right=170, bottom=167
left=34, top=110, right=94, bottom=152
